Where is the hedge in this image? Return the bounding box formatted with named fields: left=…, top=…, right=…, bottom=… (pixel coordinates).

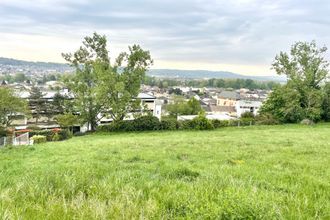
left=28, top=128, right=72, bottom=142
left=30, top=135, right=47, bottom=144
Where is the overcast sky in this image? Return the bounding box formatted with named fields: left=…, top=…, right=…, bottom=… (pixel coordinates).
left=1, top=0, right=330, bottom=75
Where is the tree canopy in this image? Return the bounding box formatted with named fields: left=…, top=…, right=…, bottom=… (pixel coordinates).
left=62, top=32, right=152, bottom=130
left=0, top=87, right=28, bottom=127
left=261, top=41, right=330, bottom=122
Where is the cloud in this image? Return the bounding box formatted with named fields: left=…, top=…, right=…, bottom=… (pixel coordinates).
left=0, top=0, right=330, bottom=75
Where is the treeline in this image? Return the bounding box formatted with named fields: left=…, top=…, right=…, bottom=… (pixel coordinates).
left=0, top=73, right=60, bottom=84
left=143, top=76, right=280, bottom=90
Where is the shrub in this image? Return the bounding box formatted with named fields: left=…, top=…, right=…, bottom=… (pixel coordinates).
left=240, top=112, right=255, bottom=119
left=255, top=113, right=280, bottom=125
left=179, top=120, right=195, bottom=130
left=160, top=118, right=178, bottom=130
left=190, top=113, right=214, bottom=130
left=29, top=130, right=54, bottom=141
left=240, top=118, right=255, bottom=126
left=0, top=127, right=7, bottom=138
left=133, top=116, right=161, bottom=131
left=211, top=120, right=230, bottom=128
left=58, top=129, right=72, bottom=141
left=52, top=133, right=60, bottom=141
left=30, top=135, right=47, bottom=144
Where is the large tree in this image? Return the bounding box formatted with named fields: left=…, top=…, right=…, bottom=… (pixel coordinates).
left=261, top=41, right=329, bottom=122
left=0, top=87, right=28, bottom=127
left=62, top=32, right=152, bottom=130
left=29, top=86, right=46, bottom=124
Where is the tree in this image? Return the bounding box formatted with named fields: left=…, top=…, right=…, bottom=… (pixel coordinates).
left=0, top=87, right=28, bottom=127
left=187, top=97, right=202, bottom=114
left=62, top=32, right=152, bottom=130
left=261, top=41, right=329, bottom=122
left=321, top=83, right=330, bottom=121
left=29, top=86, right=46, bottom=124
left=52, top=92, right=66, bottom=114
left=55, top=113, right=80, bottom=133
left=62, top=33, right=109, bottom=131
left=96, top=44, right=153, bottom=122
left=166, top=97, right=202, bottom=117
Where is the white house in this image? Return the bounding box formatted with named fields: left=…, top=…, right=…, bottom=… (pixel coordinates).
left=236, top=100, right=262, bottom=117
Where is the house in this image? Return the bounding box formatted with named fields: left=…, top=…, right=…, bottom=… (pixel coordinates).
left=236, top=99, right=262, bottom=117
left=217, top=91, right=240, bottom=107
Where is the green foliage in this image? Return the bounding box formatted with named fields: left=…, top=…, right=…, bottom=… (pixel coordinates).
left=0, top=126, right=6, bottom=138
left=55, top=113, right=80, bottom=129
left=166, top=97, right=201, bottom=117
left=0, top=87, right=29, bottom=127
left=159, top=118, right=178, bottom=130
left=28, top=129, right=72, bottom=142
left=255, top=113, right=280, bottom=125
left=52, top=133, right=60, bottom=142
left=29, top=86, right=47, bottom=124
left=133, top=116, right=160, bottom=131
left=321, top=83, right=330, bottom=121
left=63, top=33, right=152, bottom=130
left=97, top=116, right=160, bottom=132
left=240, top=111, right=255, bottom=119
left=58, top=129, right=72, bottom=141
left=262, top=41, right=329, bottom=123
left=190, top=112, right=214, bottom=130
left=30, top=135, right=47, bottom=144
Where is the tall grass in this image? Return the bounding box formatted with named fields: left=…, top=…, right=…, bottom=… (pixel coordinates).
left=0, top=124, right=329, bottom=219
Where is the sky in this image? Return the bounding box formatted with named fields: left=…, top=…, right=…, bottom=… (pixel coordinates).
left=0, top=0, right=330, bottom=76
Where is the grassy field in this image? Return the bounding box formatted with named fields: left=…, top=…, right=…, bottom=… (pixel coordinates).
left=0, top=124, right=329, bottom=219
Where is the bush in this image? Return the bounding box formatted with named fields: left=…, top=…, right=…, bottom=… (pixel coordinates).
left=29, top=130, right=54, bottom=141
left=179, top=120, right=195, bottom=130
left=0, top=127, right=7, bottom=138
left=97, top=120, right=136, bottom=132
left=190, top=113, right=214, bottom=130
left=52, top=133, right=60, bottom=141
left=240, top=112, right=255, bottom=119
left=30, top=135, right=47, bottom=144
left=255, top=113, right=280, bottom=125
left=160, top=118, right=178, bottom=130
left=133, top=116, right=161, bottom=131
left=211, top=120, right=230, bottom=128
left=58, top=129, right=72, bottom=141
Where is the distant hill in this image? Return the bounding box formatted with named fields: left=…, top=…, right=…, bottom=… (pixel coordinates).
left=148, top=69, right=286, bottom=82
left=0, top=57, right=285, bottom=82
left=0, top=57, right=71, bottom=69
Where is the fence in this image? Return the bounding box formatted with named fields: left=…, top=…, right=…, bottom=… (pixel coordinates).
left=13, top=132, right=30, bottom=146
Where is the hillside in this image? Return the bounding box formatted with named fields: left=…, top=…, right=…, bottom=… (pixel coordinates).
left=0, top=57, right=285, bottom=81
left=0, top=124, right=329, bottom=219
left=148, top=69, right=286, bottom=81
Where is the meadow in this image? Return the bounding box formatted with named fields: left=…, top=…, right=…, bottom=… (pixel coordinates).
left=0, top=124, right=329, bottom=219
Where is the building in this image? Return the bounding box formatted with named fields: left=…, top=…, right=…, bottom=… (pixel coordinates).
left=236, top=100, right=262, bottom=117
left=217, top=91, right=240, bottom=107
left=11, top=90, right=162, bottom=131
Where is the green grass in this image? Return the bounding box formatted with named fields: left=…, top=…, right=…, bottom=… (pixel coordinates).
left=1, top=124, right=330, bottom=219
